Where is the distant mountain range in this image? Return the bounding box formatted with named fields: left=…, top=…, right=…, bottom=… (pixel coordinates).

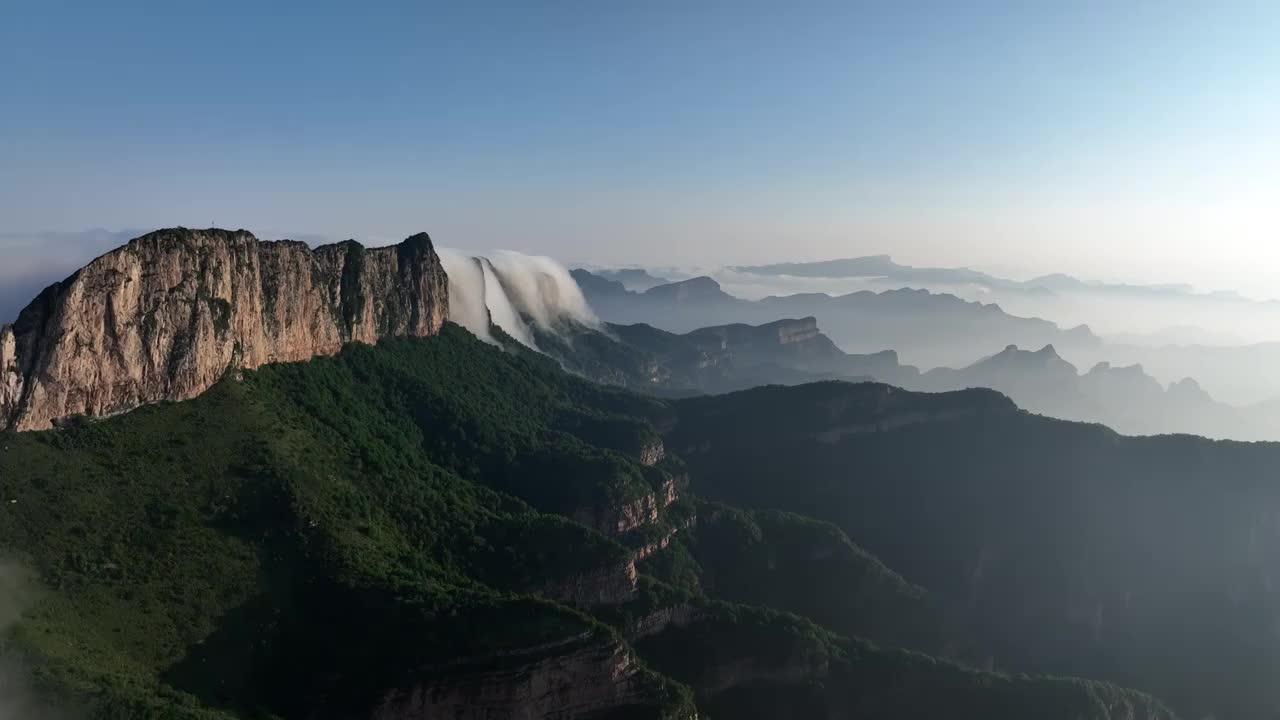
left=731, top=255, right=1276, bottom=304
left=571, top=269, right=1100, bottom=369
left=544, top=305, right=1280, bottom=441
left=912, top=344, right=1280, bottom=440
left=574, top=266, right=1280, bottom=408
left=1068, top=340, right=1280, bottom=407
left=733, top=255, right=1036, bottom=292
left=591, top=267, right=672, bottom=291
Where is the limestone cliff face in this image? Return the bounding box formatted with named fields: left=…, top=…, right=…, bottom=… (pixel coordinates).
left=637, top=437, right=667, bottom=466
left=0, top=228, right=448, bottom=431
left=574, top=479, right=680, bottom=537
left=372, top=634, right=688, bottom=720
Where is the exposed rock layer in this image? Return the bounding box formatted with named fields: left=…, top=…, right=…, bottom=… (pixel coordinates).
left=574, top=480, right=680, bottom=537
left=0, top=228, right=448, bottom=431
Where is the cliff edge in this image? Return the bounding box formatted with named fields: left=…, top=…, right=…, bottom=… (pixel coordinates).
left=0, top=228, right=448, bottom=431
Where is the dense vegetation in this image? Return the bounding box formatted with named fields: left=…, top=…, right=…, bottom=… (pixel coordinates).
left=535, top=321, right=857, bottom=397
left=669, top=380, right=1280, bottom=719
left=638, top=606, right=1171, bottom=720
left=641, top=500, right=941, bottom=651
left=0, top=326, right=687, bottom=718
left=0, top=326, right=1182, bottom=718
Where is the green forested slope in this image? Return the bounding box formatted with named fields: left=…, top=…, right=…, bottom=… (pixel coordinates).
left=668, top=380, right=1280, bottom=719
left=0, top=327, right=683, bottom=718
left=0, top=326, right=1175, bottom=719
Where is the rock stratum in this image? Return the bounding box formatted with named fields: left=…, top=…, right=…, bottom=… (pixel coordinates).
left=0, top=228, right=448, bottom=431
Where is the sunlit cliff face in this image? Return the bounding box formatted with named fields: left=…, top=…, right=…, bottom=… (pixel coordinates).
left=437, top=248, right=600, bottom=350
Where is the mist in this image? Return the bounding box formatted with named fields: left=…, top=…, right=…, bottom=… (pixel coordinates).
left=0, top=560, right=69, bottom=720
left=701, top=268, right=1280, bottom=347
left=438, top=248, right=600, bottom=350
left=610, top=260, right=1280, bottom=407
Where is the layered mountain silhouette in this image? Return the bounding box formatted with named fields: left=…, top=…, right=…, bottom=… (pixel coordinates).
left=911, top=344, right=1280, bottom=439
left=1077, top=340, right=1280, bottom=407
left=572, top=269, right=1100, bottom=368
left=544, top=308, right=1278, bottom=440
left=571, top=269, right=1280, bottom=439
left=731, top=254, right=1280, bottom=306
left=733, top=254, right=1035, bottom=291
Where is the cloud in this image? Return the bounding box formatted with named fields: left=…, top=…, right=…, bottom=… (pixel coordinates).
left=440, top=248, right=600, bottom=350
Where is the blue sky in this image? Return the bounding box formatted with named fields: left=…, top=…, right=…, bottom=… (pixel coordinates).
left=2, top=1, right=1277, bottom=294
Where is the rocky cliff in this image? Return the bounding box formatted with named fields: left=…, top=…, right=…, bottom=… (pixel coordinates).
left=0, top=228, right=448, bottom=431
left=573, top=479, right=681, bottom=537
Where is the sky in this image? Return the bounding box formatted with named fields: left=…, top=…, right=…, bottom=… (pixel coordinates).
left=2, top=1, right=1278, bottom=298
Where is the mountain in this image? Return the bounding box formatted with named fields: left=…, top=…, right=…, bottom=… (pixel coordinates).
left=675, top=316, right=913, bottom=384
left=570, top=267, right=628, bottom=296
left=535, top=312, right=1278, bottom=441
left=1, top=327, right=696, bottom=718
left=536, top=316, right=919, bottom=396
left=594, top=268, right=672, bottom=291
left=0, top=328, right=1173, bottom=720
left=917, top=343, right=1083, bottom=417
left=666, top=381, right=1280, bottom=719
left=572, top=270, right=1100, bottom=368
left=1, top=228, right=448, bottom=432
left=642, top=276, right=738, bottom=305
left=1071, top=341, right=1280, bottom=407
left=724, top=257, right=1280, bottom=355
left=550, top=281, right=1279, bottom=440
left=0, top=228, right=1179, bottom=719
left=1025, top=272, right=1196, bottom=296
left=731, top=255, right=1251, bottom=302
left=911, top=344, right=1280, bottom=440
left=732, top=255, right=1030, bottom=291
